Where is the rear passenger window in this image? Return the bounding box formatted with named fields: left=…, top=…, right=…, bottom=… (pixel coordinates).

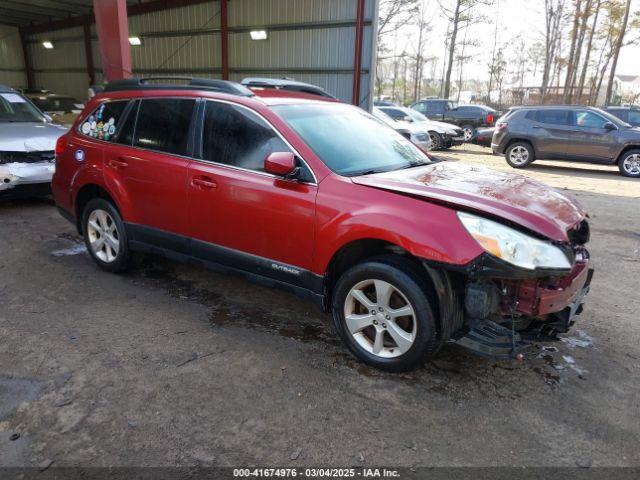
left=133, top=98, right=195, bottom=156
left=538, top=110, right=570, bottom=125
left=79, top=101, right=129, bottom=142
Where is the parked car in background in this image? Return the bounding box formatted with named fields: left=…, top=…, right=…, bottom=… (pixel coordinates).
left=53, top=77, right=593, bottom=371
left=0, top=85, right=67, bottom=197
left=372, top=107, right=432, bottom=152
left=492, top=105, right=640, bottom=177
left=373, top=100, right=397, bottom=107
left=605, top=106, right=640, bottom=128
left=410, top=99, right=497, bottom=141
left=472, top=127, right=495, bottom=148
left=378, top=105, right=465, bottom=150
left=26, top=92, right=85, bottom=126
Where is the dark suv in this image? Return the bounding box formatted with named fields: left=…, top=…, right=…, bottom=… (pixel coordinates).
left=411, top=99, right=497, bottom=141
left=492, top=106, right=640, bottom=177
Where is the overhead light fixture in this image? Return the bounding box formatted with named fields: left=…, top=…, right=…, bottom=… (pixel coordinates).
left=249, top=30, right=268, bottom=41
left=128, top=36, right=142, bottom=46
left=42, top=41, right=54, bottom=49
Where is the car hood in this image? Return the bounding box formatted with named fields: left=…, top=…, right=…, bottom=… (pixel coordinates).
left=352, top=162, right=587, bottom=242
left=0, top=122, right=68, bottom=152
left=419, top=120, right=460, bottom=132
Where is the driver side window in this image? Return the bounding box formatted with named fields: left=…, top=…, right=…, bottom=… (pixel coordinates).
left=201, top=101, right=314, bottom=182
left=575, top=110, right=608, bottom=129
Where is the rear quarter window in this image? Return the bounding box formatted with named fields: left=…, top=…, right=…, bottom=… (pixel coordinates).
left=538, top=110, right=571, bottom=125
left=79, top=101, right=129, bottom=142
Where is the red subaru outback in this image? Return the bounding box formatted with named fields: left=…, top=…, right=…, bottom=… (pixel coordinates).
left=52, top=78, right=593, bottom=371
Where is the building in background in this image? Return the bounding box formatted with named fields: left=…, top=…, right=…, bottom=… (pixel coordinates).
left=0, top=0, right=378, bottom=110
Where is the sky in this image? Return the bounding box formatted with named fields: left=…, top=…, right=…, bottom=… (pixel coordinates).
left=392, top=0, right=640, bottom=84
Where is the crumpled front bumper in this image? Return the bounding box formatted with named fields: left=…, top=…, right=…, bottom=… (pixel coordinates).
left=0, top=161, right=55, bottom=192
left=516, top=259, right=593, bottom=318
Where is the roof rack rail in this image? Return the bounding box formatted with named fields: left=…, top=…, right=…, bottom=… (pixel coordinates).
left=241, top=77, right=336, bottom=99
left=103, top=77, right=254, bottom=97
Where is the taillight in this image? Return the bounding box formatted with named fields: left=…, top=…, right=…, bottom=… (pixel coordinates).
left=487, top=113, right=494, bottom=124
left=55, top=134, right=67, bottom=156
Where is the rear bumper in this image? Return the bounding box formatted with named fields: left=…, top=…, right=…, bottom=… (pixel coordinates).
left=0, top=161, right=55, bottom=192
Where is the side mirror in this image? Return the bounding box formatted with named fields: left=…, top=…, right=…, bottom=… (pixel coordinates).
left=264, top=152, right=298, bottom=178
left=44, top=114, right=53, bottom=123
left=603, top=122, right=616, bottom=131
left=403, top=116, right=413, bottom=122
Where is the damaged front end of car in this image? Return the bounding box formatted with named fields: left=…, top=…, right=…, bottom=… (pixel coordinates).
left=425, top=214, right=594, bottom=358
left=0, top=150, right=56, bottom=196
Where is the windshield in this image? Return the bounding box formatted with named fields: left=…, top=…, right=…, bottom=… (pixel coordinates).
left=275, top=104, right=431, bottom=176
left=0, top=93, right=46, bottom=123
left=406, top=109, right=428, bottom=122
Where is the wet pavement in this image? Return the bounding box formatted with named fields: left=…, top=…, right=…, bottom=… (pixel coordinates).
left=1, top=150, right=639, bottom=467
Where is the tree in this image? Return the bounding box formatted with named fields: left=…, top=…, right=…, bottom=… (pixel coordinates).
left=605, top=0, right=634, bottom=105
left=562, top=0, right=583, bottom=102
left=576, top=0, right=602, bottom=102
left=439, top=0, right=493, bottom=99
left=541, top=0, right=566, bottom=103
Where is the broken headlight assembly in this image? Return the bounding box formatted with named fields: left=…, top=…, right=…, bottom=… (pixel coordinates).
left=457, top=211, right=572, bottom=270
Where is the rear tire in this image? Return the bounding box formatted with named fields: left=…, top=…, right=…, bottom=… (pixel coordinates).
left=331, top=255, right=438, bottom=372
left=505, top=141, right=535, bottom=168
left=618, top=149, right=640, bottom=178
left=82, top=198, right=131, bottom=273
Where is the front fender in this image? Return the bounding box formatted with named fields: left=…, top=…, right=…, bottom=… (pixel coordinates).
left=313, top=177, right=483, bottom=274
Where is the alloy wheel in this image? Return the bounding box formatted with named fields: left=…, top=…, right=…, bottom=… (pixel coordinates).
left=344, top=279, right=417, bottom=358
left=509, top=146, right=529, bottom=165
left=87, top=209, right=120, bottom=263
left=463, top=127, right=474, bottom=141
left=622, top=154, right=640, bottom=176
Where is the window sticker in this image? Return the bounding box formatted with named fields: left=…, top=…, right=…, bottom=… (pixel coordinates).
left=1, top=93, right=26, bottom=103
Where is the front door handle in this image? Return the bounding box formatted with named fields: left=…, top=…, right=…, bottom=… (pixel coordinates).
left=191, top=176, right=217, bottom=189
left=108, top=157, right=129, bottom=169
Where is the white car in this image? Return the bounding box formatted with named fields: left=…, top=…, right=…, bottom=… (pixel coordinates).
left=378, top=106, right=465, bottom=150
left=0, top=86, right=67, bottom=197
left=372, top=107, right=432, bottom=152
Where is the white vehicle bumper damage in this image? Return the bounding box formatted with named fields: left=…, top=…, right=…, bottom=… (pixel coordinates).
left=0, top=161, right=55, bottom=191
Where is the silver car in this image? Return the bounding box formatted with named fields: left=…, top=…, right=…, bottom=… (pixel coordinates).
left=0, top=86, right=67, bottom=196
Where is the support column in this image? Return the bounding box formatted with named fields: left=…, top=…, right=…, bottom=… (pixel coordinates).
left=92, top=0, right=132, bottom=81
left=352, top=0, right=365, bottom=106
left=220, top=0, right=229, bottom=80
left=83, top=21, right=96, bottom=86
left=19, top=29, right=34, bottom=89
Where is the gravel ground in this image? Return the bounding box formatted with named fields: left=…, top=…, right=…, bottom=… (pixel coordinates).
left=0, top=144, right=639, bottom=468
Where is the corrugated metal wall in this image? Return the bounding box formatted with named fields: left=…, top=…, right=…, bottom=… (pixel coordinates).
left=0, top=25, right=26, bottom=88
left=21, top=0, right=377, bottom=107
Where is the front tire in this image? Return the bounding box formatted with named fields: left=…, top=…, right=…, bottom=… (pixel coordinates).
left=461, top=125, right=475, bottom=142
left=428, top=131, right=443, bottom=150
left=331, top=256, right=438, bottom=372
left=618, top=150, right=640, bottom=178
left=505, top=141, right=535, bottom=168
left=82, top=198, right=131, bottom=273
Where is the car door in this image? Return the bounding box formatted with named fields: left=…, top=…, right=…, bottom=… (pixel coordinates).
left=103, top=97, right=196, bottom=243
left=528, top=109, right=573, bottom=158
left=187, top=100, right=318, bottom=284
left=565, top=109, right=618, bottom=161
left=628, top=110, right=640, bottom=127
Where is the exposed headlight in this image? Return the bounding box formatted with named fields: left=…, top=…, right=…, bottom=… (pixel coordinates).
left=446, top=129, right=458, bottom=135
left=411, top=132, right=429, bottom=143
left=457, top=212, right=572, bottom=270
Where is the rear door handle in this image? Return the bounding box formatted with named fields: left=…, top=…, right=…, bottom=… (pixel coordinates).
left=191, top=176, right=217, bottom=189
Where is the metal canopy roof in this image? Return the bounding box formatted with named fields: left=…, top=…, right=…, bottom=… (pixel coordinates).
left=0, top=0, right=154, bottom=28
